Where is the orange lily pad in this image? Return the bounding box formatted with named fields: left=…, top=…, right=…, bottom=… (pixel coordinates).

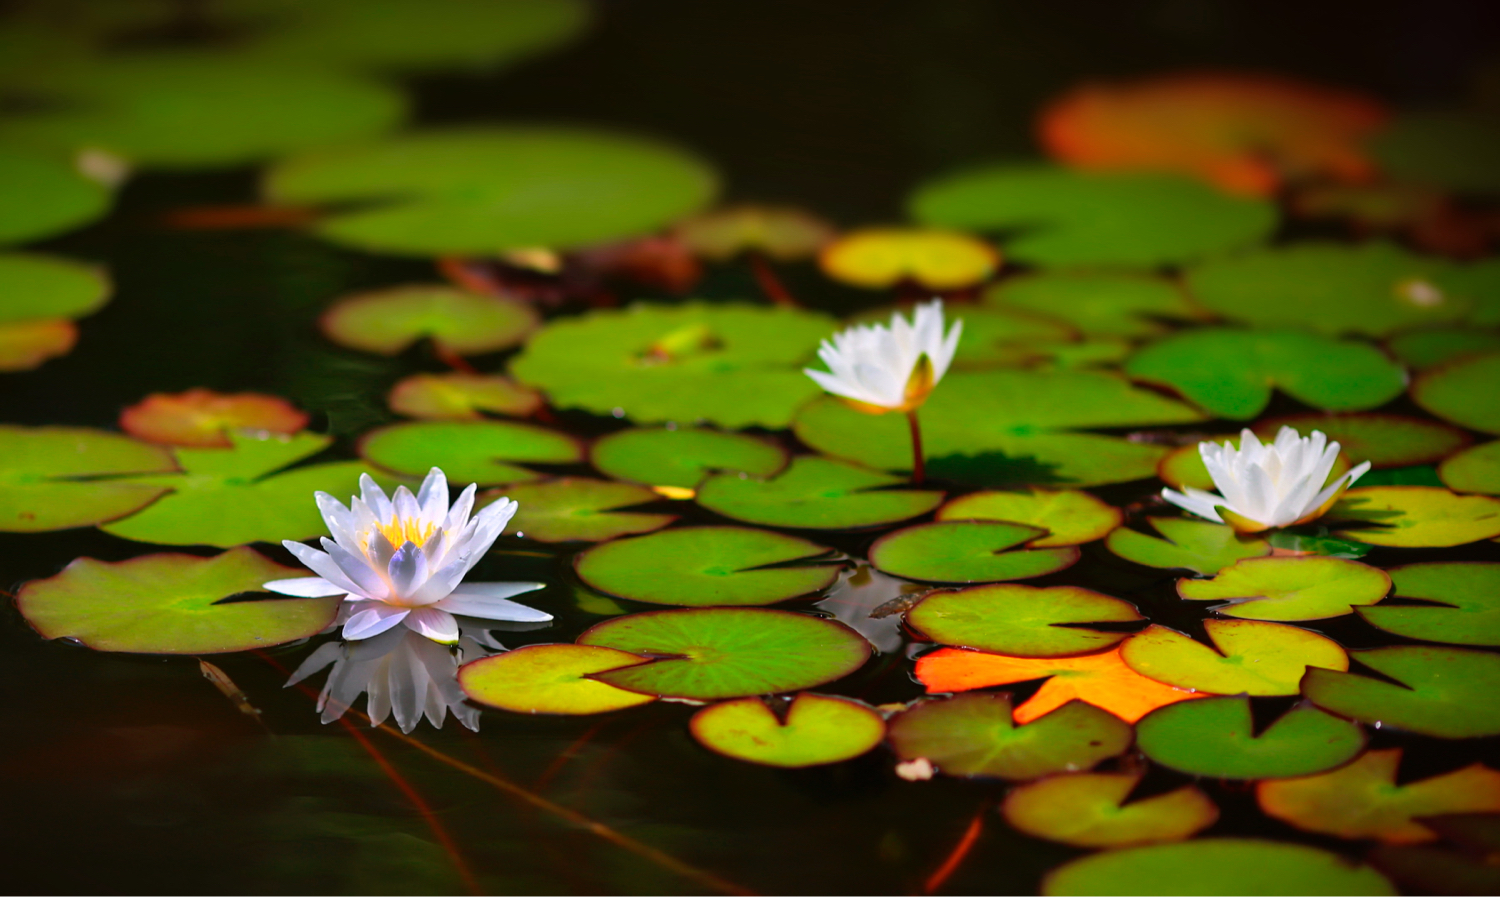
left=914, top=645, right=1204, bottom=724
left=1039, top=72, right=1387, bottom=196
left=119, top=388, right=309, bottom=448
left=0, top=318, right=76, bottom=371
left=387, top=372, right=543, bottom=420
left=818, top=227, right=1000, bottom=290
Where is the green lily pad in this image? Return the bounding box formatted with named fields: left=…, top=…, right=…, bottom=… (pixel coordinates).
left=457, top=643, right=655, bottom=715
left=1136, top=696, right=1365, bottom=780
left=1125, top=328, right=1407, bottom=420
left=358, top=420, right=583, bottom=486
left=0, top=252, right=110, bottom=324
left=936, top=488, right=1120, bottom=546
left=1387, top=327, right=1500, bottom=371
left=1178, top=556, right=1391, bottom=622
left=1105, top=517, right=1272, bottom=576
left=906, top=583, right=1143, bottom=656
left=15, top=547, right=339, bottom=654
left=1122, top=619, right=1349, bottom=696
left=688, top=693, right=886, bottom=767
left=1371, top=110, right=1500, bottom=195
left=1411, top=351, right=1500, bottom=434
left=869, top=522, right=1077, bottom=584
left=971, top=337, right=1133, bottom=370
left=1359, top=562, right=1500, bottom=647
left=511, top=301, right=834, bottom=429
left=673, top=204, right=835, bottom=261
left=1368, top=813, right=1500, bottom=895
left=983, top=271, right=1201, bottom=338
left=387, top=372, right=543, bottom=420
left=1183, top=242, right=1477, bottom=336
left=1264, top=531, right=1373, bottom=560
left=1254, top=414, right=1470, bottom=470
left=1440, top=441, right=1500, bottom=495
left=590, top=427, right=788, bottom=489
left=1349, top=466, right=1444, bottom=488
left=577, top=607, right=870, bottom=700
left=493, top=478, right=675, bottom=543
left=573, top=526, right=838, bottom=606
left=1329, top=486, right=1500, bottom=547
left=99, top=430, right=376, bottom=547
left=264, top=127, right=717, bottom=257
left=885, top=694, right=1133, bottom=780
left=1302, top=645, right=1500, bottom=738
left=0, top=53, right=406, bottom=167
left=944, top=307, right=1078, bottom=367
left=320, top=285, right=537, bottom=356
left=1001, top=772, right=1218, bottom=848
left=0, top=425, right=177, bottom=532
left=0, top=145, right=113, bottom=245
left=1258, top=747, right=1500, bottom=843
left=909, top=164, right=1275, bottom=268
left=792, top=369, right=1203, bottom=487
left=1042, top=838, right=1395, bottom=896
left=696, top=456, right=945, bottom=530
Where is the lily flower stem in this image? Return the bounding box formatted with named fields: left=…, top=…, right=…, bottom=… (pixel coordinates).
left=907, top=409, right=926, bottom=485
left=435, top=344, right=480, bottom=375
left=748, top=251, right=801, bottom=308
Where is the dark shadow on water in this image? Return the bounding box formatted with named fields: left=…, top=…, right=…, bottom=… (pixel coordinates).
left=926, top=451, right=1067, bottom=489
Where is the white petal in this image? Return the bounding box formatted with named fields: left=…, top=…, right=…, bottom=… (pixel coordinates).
left=1161, top=487, right=1225, bottom=523
left=314, top=492, right=358, bottom=550
left=343, top=603, right=410, bottom=640
left=387, top=540, right=430, bottom=597
left=262, top=576, right=348, bottom=598
left=405, top=607, right=460, bottom=644
left=416, top=467, right=449, bottom=523
left=444, top=483, right=477, bottom=532
left=392, top=485, right=422, bottom=525
left=360, top=473, right=393, bottom=522
left=435, top=585, right=551, bottom=622
left=282, top=540, right=366, bottom=596
left=472, top=496, right=519, bottom=535
left=321, top=537, right=390, bottom=600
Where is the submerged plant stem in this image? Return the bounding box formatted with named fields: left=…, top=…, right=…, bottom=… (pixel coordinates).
left=748, top=252, right=801, bottom=308
left=922, top=800, right=988, bottom=895
left=908, top=409, right=926, bottom=485
left=435, top=344, right=480, bottom=375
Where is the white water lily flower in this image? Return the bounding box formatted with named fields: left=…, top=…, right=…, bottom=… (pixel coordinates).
left=264, top=468, right=550, bottom=644
left=1162, top=426, right=1372, bottom=533
left=803, top=299, right=962, bottom=412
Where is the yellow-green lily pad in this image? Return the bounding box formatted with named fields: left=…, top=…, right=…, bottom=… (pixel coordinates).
left=493, top=478, right=675, bottom=543
left=1121, top=619, right=1349, bottom=696
left=457, top=643, right=654, bottom=715
left=590, top=426, right=788, bottom=489
left=906, top=583, right=1143, bottom=656
left=1440, top=440, right=1500, bottom=495
left=696, top=456, right=945, bottom=530
left=0, top=145, right=113, bottom=245
left=358, top=420, right=583, bottom=486
left=1412, top=351, right=1500, bottom=434
left=320, top=285, right=537, bottom=357
left=1178, top=556, right=1391, bottom=622
left=1329, top=486, right=1500, bottom=547
left=817, top=227, right=1000, bottom=289
left=1302, top=645, right=1500, bottom=738
left=936, top=488, right=1120, bottom=546
left=387, top=372, right=543, bottom=420
left=869, top=521, right=1078, bottom=584
left=1042, top=838, right=1395, bottom=896
left=1001, top=772, right=1217, bottom=848
left=0, top=252, right=110, bottom=325
left=983, top=271, right=1200, bottom=338
left=1254, top=413, right=1471, bottom=470
left=689, top=693, right=885, bottom=767
left=1105, top=517, right=1271, bottom=576
left=1359, top=562, right=1500, bottom=646
left=0, top=425, right=176, bottom=532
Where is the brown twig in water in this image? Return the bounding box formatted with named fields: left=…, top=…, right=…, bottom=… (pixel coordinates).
left=748, top=252, right=801, bottom=308
left=434, top=344, right=480, bottom=375
left=922, top=800, right=989, bottom=895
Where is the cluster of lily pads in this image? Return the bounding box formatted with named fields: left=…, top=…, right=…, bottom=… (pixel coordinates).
left=4, top=6, right=1500, bottom=891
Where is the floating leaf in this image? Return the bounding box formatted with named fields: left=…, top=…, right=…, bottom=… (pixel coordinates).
left=869, top=521, right=1077, bottom=584
left=1387, top=327, right=1500, bottom=371
left=511, top=302, right=834, bottom=429
left=1259, top=748, right=1500, bottom=844
left=99, top=431, right=375, bottom=547
left=1184, top=242, right=1477, bottom=336
left=1411, top=351, right=1500, bottom=434
left=16, top=547, right=338, bottom=654
left=817, top=227, right=999, bottom=290
left=573, top=526, right=837, bottom=606
left=493, top=478, right=674, bottom=543
left=915, top=646, right=1203, bottom=723
left=358, top=420, right=582, bottom=486
left=886, top=694, right=1132, bottom=780
left=1255, top=413, right=1470, bottom=470
left=1038, top=73, right=1386, bottom=195
left=387, top=372, right=542, bottom=420
left=1440, top=440, right=1500, bottom=495
left=1359, top=562, right=1500, bottom=646
left=0, top=53, right=405, bottom=167
left=1329, top=486, right=1500, bottom=547
left=909, top=164, right=1275, bottom=268
left=0, top=146, right=112, bottom=244
left=0, top=252, right=109, bottom=324
left=936, top=488, right=1120, bottom=546
left=577, top=607, right=870, bottom=700
left=1105, top=517, right=1271, bottom=576
left=1178, top=556, right=1390, bottom=622
left=1264, top=530, right=1373, bottom=560
left=1135, top=695, right=1366, bottom=779
left=1042, top=838, right=1395, bottom=896
left=906, top=584, right=1142, bottom=656
left=1122, top=620, right=1348, bottom=696
left=689, top=693, right=885, bottom=767
left=1125, top=328, right=1406, bottom=420
left=457, top=643, right=654, bottom=715
left=793, top=369, right=1202, bottom=487
left=673, top=204, right=835, bottom=261
left=320, top=285, right=537, bottom=357
left=983, top=271, right=1200, bottom=338
left=119, top=388, right=309, bottom=448
left=590, top=426, right=788, bottom=489
left=0, top=425, right=176, bottom=532
left=1368, top=813, right=1500, bottom=896
left=696, top=456, right=945, bottom=530
left=1001, top=772, right=1217, bottom=848
left=1371, top=110, right=1500, bottom=195
left=1302, top=645, right=1500, bottom=738
left=264, top=127, right=717, bottom=256
left=939, top=307, right=1077, bottom=367
left=0, top=319, right=76, bottom=371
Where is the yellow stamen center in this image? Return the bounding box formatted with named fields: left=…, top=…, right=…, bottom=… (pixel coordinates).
left=362, top=516, right=437, bottom=552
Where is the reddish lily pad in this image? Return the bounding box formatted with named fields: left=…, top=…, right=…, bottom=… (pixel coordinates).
left=1122, top=620, right=1348, bottom=696
left=359, top=420, right=583, bottom=485
left=387, top=373, right=542, bottom=420
left=1105, top=517, right=1271, bottom=576
left=1412, top=352, right=1500, bottom=434
left=1359, top=562, right=1500, bottom=646
left=673, top=204, right=836, bottom=261
left=490, top=478, right=675, bottom=543
left=1368, top=813, right=1500, bottom=896
left=0, top=425, right=177, bottom=532
left=907, top=584, right=1143, bottom=657
left=1259, top=748, right=1500, bottom=844
left=119, top=388, right=309, bottom=448
left=320, top=285, right=537, bottom=356
left=1135, top=695, right=1366, bottom=780
left=591, top=426, right=788, bottom=490
left=1329, top=486, right=1500, bottom=547
left=886, top=694, right=1132, bottom=780
left=16, top=547, right=338, bottom=654
left=1303, top=645, right=1500, bottom=738
left=0, top=319, right=76, bottom=371
left=1178, top=556, right=1391, bottom=622
left=1254, top=414, right=1471, bottom=469
left=1002, top=772, right=1217, bottom=848
left=869, top=521, right=1078, bottom=584
left=817, top=227, right=999, bottom=290
left=936, top=488, right=1120, bottom=547
left=696, top=456, right=945, bottom=530
left=1042, top=838, right=1395, bottom=896
left=1440, top=440, right=1500, bottom=495
left=457, top=643, right=654, bottom=715
left=689, top=693, right=885, bottom=767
